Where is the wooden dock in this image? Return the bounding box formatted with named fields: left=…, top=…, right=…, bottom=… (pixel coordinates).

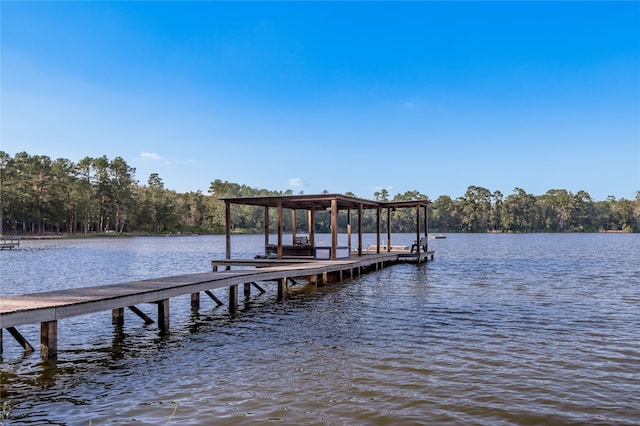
left=0, top=251, right=433, bottom=359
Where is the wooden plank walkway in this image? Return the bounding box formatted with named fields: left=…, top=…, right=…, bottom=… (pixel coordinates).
left=0, top=251, right=433, bottom=358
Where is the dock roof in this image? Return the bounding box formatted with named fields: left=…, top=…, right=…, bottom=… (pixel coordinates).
left=220, top=193, right=429, bottom=211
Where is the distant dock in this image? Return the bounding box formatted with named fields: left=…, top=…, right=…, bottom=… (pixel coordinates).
left=0, top=238, right=20, bottom=250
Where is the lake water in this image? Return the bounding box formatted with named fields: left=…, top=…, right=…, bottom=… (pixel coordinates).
left=1, top=233, right=638, bottom=425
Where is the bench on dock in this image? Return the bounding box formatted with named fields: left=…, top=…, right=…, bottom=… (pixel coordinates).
left=411, top=237, right=429, bottom=253
left=294, top=236, right=310, bottom=245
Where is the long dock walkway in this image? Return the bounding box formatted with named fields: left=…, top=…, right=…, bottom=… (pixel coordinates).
left=0, top=251, right=433, bottom=359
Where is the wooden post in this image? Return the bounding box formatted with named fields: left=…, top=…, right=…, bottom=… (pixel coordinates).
left=191, top=292, right=200, bottom=311
left=40, top=320, right=58, bottom=359
left=376, top=207, right=381, bottom=253
left=112, top=308, right=125, bottom=325
left=309, top=210, right=315, bottom=248
left=291, top=209, right=297, bottom=244
left=225, top=201, right=231, bottom=260
left=347, top=209, right=352, bottom=250
left=331, top=198, right=338, bottom=260
left=277, top=278, right=285, bottom=299
left=277, top=202, right=283, bottom=259
left=387, top=207, right=392, bottom=252
left=416, top=204, right=421, bottom=255
left=229, top=285, right=238, bottom=312
left=358, top=203, right=363, bottom=256
left=244, top=282, right=251, bottom=298
left=157, top=299, right=170, bottom=332
left=264, top=207, right=270, bottom=256
left=424, top=205, right=429, bottom=251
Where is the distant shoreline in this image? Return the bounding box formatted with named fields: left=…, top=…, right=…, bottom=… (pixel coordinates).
left=2, top=229, right=636, bottom=240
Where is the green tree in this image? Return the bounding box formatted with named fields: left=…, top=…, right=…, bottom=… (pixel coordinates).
left=461, top=186, right=492, bottom=232
left=503, top=188, right=537, bottom=232
left=144, top=173, right=177, bottom=232
left=76, top=156, right=97, bottom=233
left=109, top=157, right=136, bottom=232
left=49, top=158, right=76, bottom=232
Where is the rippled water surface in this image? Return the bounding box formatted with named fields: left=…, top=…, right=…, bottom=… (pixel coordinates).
left=1, top=234, right=639, bottom=425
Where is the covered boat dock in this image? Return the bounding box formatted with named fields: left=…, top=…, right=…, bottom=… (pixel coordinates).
left=220, top=193, right=433, bottom=263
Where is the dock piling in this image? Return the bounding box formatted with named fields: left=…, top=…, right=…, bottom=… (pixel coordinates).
left=40, top=321, right=58, bottom=359
left=157, top=300, right=170, bottom=332
left=229, top=286, right=238, bottom=312
left=191, top=293, right=200, bottom=310
left=112, top=308, right=125, bottom=326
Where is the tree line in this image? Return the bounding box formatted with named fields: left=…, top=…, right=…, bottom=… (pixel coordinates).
left=1, top=151, right=638, bottom=235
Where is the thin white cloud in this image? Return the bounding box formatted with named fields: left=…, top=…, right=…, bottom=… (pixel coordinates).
left=140, top=151, right=164, bottom=161
left=289, top=177, right=304, bottom=187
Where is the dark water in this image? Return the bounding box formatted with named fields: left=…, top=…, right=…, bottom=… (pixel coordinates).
left=1, top=234, right=639, bottom=425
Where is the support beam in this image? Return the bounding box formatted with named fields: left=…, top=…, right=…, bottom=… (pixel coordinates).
left=376, top=207, right=381, bottom=253
left=331, top=198, right=338, bottom=260
left=424, top=205, right=429, bottom=252
left=128, top=305, right=155, bottom=324
left=277, top=202, right=283, bottom=259
left=347, top=209, right=352, bottom=250
left=244, top=282, right=251, bottom=298
left=358, top=203, right=363, bottom=256
left=291, top=209, right=297, bottom=244
left=309, top=210, right=315, bottom=248
left=387, top=207, right=392, bottom=252
left=205, top=290, right=224, bottom=306
left=40, top=320, right=58, bottom=359
left=277, top=278, right=285, bottom=299
left=112, top=307, right=125, bottom=325
left=251, top=282, right=266, bottom=293
left=157, top=299, right=170, bottom=332
left=5, top=327, right=35, bottom=352
left=264, top=207, right=270, bottom=256
left=225, top=201, right=231, bottom=260
left=416, top=204, right=421, bottom=255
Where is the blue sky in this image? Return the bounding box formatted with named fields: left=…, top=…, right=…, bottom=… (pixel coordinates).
left=2, top=1, right=639, bottom=201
